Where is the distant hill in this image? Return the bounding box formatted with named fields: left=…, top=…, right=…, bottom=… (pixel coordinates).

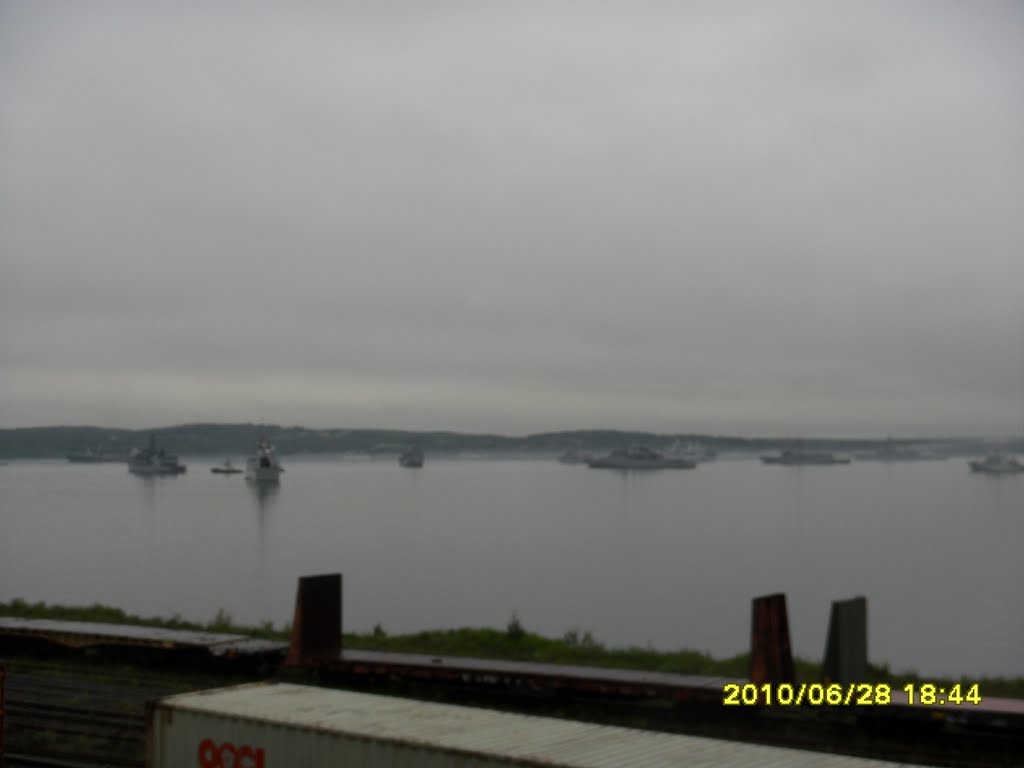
left=0, top=423, right=717, bottom=459
left=0, top=423, right=1013, bottom=460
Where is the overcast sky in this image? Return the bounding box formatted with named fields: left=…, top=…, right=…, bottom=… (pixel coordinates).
left=1, top=2, right=1022, bottom=437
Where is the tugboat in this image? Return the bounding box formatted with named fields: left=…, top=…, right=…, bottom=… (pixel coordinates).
left=587, top=445, right=696, bottom=470
left=246, top=435, right=284, bottom=483
left=211, top=459, right=243, bottom=475
left=398, top=445, right=424, bottom=468
left=127, top=434, right=186, bottom=476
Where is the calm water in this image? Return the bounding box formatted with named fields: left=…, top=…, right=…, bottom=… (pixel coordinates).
left=0, top=455, right=1021, bottom=678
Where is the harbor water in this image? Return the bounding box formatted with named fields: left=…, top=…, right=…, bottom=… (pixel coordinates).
left=0, top=455, right=1021, bottom=678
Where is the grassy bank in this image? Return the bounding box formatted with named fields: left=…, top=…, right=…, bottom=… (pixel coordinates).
left=2, top=599, right=1021, bottom=699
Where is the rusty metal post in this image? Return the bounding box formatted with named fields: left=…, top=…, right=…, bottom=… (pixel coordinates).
left=750, top=593, right=795, bottom=685
left=286, top=573, right=342, bottom=666
left=823, top=596, right=867, bottom=684
left=1, top=661, right=5, bottom=766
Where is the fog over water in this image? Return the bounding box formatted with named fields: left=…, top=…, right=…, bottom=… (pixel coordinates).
left=1, top=2, right=1023, bottom=437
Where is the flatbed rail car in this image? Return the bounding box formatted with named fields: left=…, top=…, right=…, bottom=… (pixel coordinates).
left=146, top=682, right=934, bottom=768
left=0, top=616, right=286, bottom=665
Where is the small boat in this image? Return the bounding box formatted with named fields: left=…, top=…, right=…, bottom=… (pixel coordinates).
left=761, top=443, right=850, bottom=466
left=399, top=445, right=424, bottom=468
left=968, top=453, right=1024, bottom=475
left=66, top=446, right=126, bottom=463
left=666, top=440, right=717, bottom=463
left=558, top=444, right=593, bottom=465
left=211, top=459, right=242, bottom=475
left=587, top=445, right=696, bottom=470
left=246, top=435, right=284, bottom=483
left=854, top=439, right=945, bottom=461
left=128, top=434, right=186, bottom=476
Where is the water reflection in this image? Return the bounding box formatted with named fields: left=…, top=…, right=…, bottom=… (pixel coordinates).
left=248, top=479, right=279, bottom=565
left=599, top=468, right=653, bottom=515
left=132, top=474, right=161, bottom=511
left=248, top=478, right=280, bottom=511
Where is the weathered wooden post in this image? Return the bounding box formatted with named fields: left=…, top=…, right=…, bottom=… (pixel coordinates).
left=823, top=596, right=867, bottom=683
left=286, top=573, right=342, bottom=666
left=750, top=593, right=795, bottom=685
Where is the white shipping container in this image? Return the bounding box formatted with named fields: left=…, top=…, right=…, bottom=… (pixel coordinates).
left=146, top=682, right=924, bottom=768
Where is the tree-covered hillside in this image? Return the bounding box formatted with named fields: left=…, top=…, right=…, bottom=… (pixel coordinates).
left=0, top=423, right=1009, bottom=459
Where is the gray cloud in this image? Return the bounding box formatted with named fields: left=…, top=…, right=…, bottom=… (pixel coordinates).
left=2, top=1, right=1022, bottom=436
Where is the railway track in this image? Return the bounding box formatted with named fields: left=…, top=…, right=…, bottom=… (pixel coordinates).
left=2, top=669, right=177, bottom=767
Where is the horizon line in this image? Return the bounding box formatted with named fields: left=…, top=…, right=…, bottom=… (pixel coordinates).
left=1, top=421, right=1020, bottom=443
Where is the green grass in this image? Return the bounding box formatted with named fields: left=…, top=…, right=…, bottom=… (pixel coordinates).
left=3, top=599, right=1021, bottom=699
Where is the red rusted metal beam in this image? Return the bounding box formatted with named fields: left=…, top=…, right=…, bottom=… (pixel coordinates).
left=750, top=593, right=795, bottom=686
left=1, top=660, right=6, bottom=763
left=286, top=573, right=342, bottom=666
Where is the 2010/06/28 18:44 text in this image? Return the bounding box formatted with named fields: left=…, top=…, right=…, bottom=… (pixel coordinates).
left=722, top=683, right=982, bottom=707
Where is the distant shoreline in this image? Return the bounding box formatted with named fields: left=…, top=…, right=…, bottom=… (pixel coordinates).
left=1, top=423, right=1018, bottom=460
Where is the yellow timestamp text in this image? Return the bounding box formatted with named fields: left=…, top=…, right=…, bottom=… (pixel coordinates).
left=903, top=683, right=982, bottom=706
left=723, top=682, right=983, bottom=707
left=723, top=682, right=894, bottom=706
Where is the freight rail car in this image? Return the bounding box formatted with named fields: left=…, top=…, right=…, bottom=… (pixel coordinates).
left=146, top=682, right=929, bottom=768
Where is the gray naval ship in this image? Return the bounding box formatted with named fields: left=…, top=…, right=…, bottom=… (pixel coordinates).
left=587, top=445, right=696, bottom=470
